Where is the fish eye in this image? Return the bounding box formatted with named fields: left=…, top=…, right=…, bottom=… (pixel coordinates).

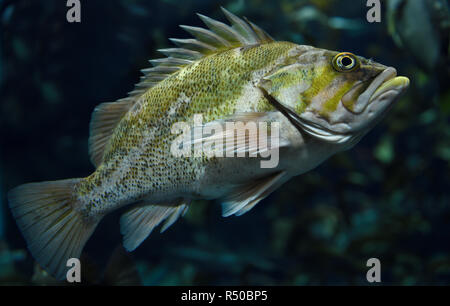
left=332, top=52, right=359, bottom=72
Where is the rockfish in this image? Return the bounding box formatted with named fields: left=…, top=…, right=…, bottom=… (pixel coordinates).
left=8, top=8, right=410, bottom=279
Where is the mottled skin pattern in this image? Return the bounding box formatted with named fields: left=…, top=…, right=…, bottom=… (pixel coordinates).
left=75, top=42, right=301, bottom=217
left=73, top=41, right=398, bottom=220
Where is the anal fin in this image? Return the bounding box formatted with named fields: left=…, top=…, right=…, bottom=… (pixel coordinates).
left=120, top=200, right=190, bottom=252
left=222, top=171, right=286, bottom=217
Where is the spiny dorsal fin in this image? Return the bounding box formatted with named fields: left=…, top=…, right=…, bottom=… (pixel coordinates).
left=88, top=9, right=274, bottom=168
left=129, top=7, right=275, bottom=100
left=88, top=98, right=134, bottom=167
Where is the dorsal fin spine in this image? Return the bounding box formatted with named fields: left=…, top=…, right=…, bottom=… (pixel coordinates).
left=220, top=7, right=258, bottom=44
left=169, top=38, right=217, bottom=54
left=157, top=48, right=203, bottom=60
left=149, top=57, right=193, bottom=67
left=179, top=25, right=231, bottom=48
left=197, top=13, right=244, bottom=45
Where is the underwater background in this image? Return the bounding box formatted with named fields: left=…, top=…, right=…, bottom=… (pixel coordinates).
left=0, top=0, right=449, bottom=285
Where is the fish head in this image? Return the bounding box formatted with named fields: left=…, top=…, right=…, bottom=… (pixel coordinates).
left=260, top=47, right=410, bottom=147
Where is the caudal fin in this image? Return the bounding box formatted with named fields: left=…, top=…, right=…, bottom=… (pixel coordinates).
left=8, top=178, right=99, bottom=280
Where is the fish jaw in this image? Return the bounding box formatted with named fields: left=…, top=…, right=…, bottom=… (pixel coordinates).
left=370, top=75, right=410, bottom=103
left=351, top=68, right=410, bottom=134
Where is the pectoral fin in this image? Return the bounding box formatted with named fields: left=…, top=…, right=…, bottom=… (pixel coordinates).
left=120, top=200, right=189, bottom=251
left=89, top=99, right=135, bottom=167
left=221, top=171, right=286, bottom=217
left=183, top=112, right=290, bottom=158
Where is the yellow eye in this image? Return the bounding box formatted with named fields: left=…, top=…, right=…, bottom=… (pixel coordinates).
left=332, top=52, right=359, bottom=72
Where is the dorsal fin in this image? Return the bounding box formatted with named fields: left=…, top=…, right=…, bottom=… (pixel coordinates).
left=88, top=8, right=274, bottom=168
left=88, top=98, right=134, bottom=167
left=129, top=7, right=275, bottom=100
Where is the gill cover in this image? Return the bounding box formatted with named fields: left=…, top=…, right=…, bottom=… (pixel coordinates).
left=257, top=50, right=361, bottom=144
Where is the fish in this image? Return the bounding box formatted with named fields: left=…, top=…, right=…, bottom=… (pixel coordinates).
left=8, top=8, right=410, bottom=279
left=387, top=0, right=450, bottom=71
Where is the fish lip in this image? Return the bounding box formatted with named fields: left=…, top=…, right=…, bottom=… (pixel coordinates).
left=348, top=71, right=409, bottom=136
left=369, top=75, right=410, bottom=103
left=353, top=67, right=398, bottom=113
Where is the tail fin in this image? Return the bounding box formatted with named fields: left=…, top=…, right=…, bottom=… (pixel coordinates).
left=8, top=178, right=99, bottom=280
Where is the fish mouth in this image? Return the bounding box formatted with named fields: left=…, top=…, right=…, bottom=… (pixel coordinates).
left=365, top=67, right=410, bottom=104
left=351, top=68, right=409, bottom=134
left=369, top=73, right=410, bottom=103
left=343, top=67, right=409, bottom=115
left=352, top=68, right=394, bottom=111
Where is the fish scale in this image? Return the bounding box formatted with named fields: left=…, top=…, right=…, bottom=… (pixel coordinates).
left=78, top=42, right=297, bottom=213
